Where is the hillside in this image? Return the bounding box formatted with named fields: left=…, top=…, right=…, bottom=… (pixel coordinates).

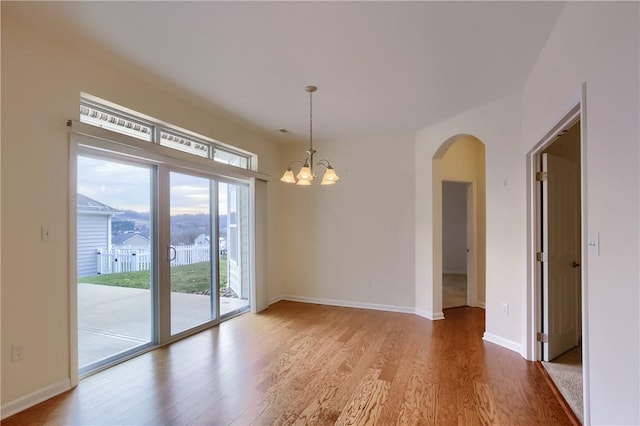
left=113, top=211, right=228, bottom=244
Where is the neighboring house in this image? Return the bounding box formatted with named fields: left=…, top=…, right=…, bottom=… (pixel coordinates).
left=112, top=232, right=150, bottom=248
left=194, top=233, right=209, bottom=246
left=194, top=233, right=227, bottom=254
left=226, top=185, right=249, bottom=299
left=77, top=194, right=120, bottom=278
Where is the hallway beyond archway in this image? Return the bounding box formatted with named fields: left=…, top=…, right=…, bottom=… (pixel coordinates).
left=431, top=135, right=486, bottom=319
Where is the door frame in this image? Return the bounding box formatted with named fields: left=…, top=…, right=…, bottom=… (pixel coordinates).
left=441, top=180, right=476, bottom=308
left=525, top=85, right=590, bottom=421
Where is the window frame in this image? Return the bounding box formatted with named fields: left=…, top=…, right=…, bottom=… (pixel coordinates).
left=80, top=97, right=254, bottom=171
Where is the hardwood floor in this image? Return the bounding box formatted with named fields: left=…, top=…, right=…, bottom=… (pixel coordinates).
left=3, top=302, right=571, bottom=425
left=443, top=274, right=467, bottom=309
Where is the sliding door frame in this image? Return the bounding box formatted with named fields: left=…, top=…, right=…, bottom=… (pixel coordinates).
left=75, top=150, right=160, bottom=377
left=69, top=121, right=267, bottom=384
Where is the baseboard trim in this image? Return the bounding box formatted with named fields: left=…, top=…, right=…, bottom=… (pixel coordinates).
left=275, top=295, right=415, bottom=314
left=1, top=378, right=71, bottom=420
left=269, top=295, right=444, bottom=321
left=482, top=332, right=522, bottom=354
left=415, top=308, right=445, bottom=320
left=268, top=295, right=284, bottom=306
left=475, top=301, right=486, bottom=309
left=271, top=295, right=446, bottom=321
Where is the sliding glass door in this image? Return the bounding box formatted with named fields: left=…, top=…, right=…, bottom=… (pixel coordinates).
left=169, top=171, right=216, bottom=335
left=77, top=152, right=252, bottom=374
left=169, top=173, right=252, bottom=334
left=77, top=155, right=154, bottom=373
left=219, top=182, right=250, bottom=318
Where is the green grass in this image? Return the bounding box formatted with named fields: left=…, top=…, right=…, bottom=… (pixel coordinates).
left=80, top=259, right=228, bottom=294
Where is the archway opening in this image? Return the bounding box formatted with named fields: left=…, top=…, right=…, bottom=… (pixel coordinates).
left=432, top=135, right=486, bottom=318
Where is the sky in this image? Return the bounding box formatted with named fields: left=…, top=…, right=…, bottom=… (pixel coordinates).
left=77, top=155, right=229, bottom=215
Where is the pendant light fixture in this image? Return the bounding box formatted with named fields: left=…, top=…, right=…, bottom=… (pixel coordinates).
left=280, top=86, right=339, bottom=186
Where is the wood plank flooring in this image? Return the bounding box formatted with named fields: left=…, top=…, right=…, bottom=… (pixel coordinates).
left=443, top=274, right=467, bottom=309
left=3, top=302, right=571, bottom=425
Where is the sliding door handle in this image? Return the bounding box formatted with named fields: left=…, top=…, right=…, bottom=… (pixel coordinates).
left=168, top=246, right=177, bottom=262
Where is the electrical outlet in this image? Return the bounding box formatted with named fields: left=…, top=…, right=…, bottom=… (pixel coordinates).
left=501, top=303, right=509, bottom=315
left=12, top=344, right=25, bottom=362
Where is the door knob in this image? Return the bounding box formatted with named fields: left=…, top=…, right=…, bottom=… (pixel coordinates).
left=572, top=261, right=581, bottom=268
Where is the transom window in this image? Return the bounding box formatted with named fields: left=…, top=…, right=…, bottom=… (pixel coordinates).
left=160, top=130, right=210, bottom=158
left=80, top=100, right=252, bottom=169
left=80, top=103, right=153, bottom=141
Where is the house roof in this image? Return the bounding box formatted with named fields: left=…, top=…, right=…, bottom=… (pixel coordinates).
left=77, top=193, right=120, bottom=215
left=112, top=232, right=150, bottom=245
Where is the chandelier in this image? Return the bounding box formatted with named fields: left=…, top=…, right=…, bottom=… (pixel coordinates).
left=280, top=86, right=340, bottom=186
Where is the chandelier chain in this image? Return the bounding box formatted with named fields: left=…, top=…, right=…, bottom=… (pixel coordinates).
left=309, top=89, right=313, bottom=152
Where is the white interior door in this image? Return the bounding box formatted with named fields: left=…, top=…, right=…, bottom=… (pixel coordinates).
left=542, top=153, right=580, bottom=361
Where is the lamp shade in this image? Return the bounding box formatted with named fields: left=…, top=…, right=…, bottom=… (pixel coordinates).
left=320, top=166, right=339, bottom=185
left=297, top=165, right=313, bottom=181
left=296, top=177, right=312, bottom=186
left=320, top=177, right=336, bottom=185
left=280, top=168, right=296, bottom=183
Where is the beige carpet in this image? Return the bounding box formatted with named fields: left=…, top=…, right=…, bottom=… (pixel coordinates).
left=443, top=274, right=467, bottom=308
left=542, top=346, right=583, bottom=424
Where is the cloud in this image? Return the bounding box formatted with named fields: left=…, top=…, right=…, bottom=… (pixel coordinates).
left=78, top=156, right=151, bottom=211
left=78, top=156, right=230, bottom=214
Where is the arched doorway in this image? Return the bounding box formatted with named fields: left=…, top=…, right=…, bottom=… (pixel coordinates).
left=432, top=135, right=486, bottom=318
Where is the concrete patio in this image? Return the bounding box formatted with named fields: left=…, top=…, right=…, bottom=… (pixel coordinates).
left=78, top=283, right=249, bottom=368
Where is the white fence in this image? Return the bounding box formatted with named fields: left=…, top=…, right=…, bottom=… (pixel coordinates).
left=96, top=245, right=210, bottom=274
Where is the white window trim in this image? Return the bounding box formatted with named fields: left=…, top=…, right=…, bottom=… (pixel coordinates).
left=80, top=95, right=256, bottom=171
left=68, top=120, right=269, bottom=183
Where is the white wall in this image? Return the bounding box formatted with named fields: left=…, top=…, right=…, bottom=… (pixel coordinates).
left=3, top=2, right=639, bottom=424
left=521, top=2, right=639, bottom=424
left=1, top=12, right=282, bottom=410
left=415, top=93, right=522, bottom=335
left=442, top=182, right=467, bottom=274
left=417, top=2, right=639, bottom=424
left=278, top=133, right=416, bottom=311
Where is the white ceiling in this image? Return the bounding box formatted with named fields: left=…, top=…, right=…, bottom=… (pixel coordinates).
left=5, top=1, right=565, bottom=144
